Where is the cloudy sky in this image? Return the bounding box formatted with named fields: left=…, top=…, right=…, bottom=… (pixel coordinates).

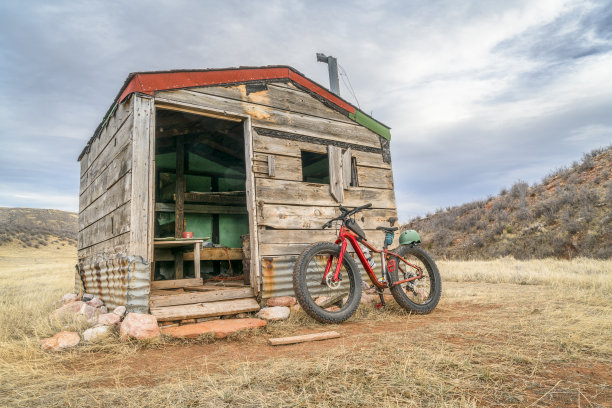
left=0, top=0, right=610, bottom=220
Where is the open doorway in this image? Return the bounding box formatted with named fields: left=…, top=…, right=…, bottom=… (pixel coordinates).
left=152, top=108, right=250, bottom=286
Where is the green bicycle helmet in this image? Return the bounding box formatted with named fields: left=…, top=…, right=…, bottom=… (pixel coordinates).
left=399, top=230, right=421, bottom=245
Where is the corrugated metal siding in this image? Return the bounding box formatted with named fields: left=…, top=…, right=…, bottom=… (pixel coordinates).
left=261, top=254, right=382, bottom=300
left=76, top=256, right=150, bottom=313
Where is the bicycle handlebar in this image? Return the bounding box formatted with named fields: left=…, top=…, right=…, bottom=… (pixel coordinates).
left=322, top=203, right=372, bottom=229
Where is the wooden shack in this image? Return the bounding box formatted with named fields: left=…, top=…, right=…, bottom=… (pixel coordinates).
left=77, top=66, right=398, bottom=322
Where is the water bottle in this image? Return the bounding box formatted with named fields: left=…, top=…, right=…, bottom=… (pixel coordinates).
left=361, top=245, right=376, bottom=269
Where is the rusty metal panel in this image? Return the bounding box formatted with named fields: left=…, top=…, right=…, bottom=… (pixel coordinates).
left=76, top=256, right=150, bottom=313
left=261, top=254, right=380, bottom=300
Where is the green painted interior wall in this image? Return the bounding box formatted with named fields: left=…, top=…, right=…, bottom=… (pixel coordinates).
left=185, top=213, right=213, bottom=240
left=186, top=174, right=212, bottom=192
left=219, top=214, right=249, bottom=247
left=156, top=152, right=176, bottom=169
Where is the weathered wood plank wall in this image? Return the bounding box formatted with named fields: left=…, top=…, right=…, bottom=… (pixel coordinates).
left=155, top=82, right=398, bottom=259
left=78, top=95, right=154, bottom=264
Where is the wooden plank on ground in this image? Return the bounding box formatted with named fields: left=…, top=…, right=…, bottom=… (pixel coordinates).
left=269, top=331, right=341, bottom=346
left=150, top=287, right=254, bottom=308
left=150, top=297, right=260, bottom=321
left=151, top=278, right=203, bottom=290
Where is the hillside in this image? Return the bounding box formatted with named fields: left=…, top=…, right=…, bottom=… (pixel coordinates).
left=0, top=208, right=77, bottom=248
left=404, top=146, right=612, bottom=260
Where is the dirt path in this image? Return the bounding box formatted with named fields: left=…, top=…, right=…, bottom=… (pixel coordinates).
left=80, top=302, right=494, bottom=383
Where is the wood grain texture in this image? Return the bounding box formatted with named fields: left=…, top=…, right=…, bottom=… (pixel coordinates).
left=77, top=231, right=130, bottom=263
left=153, top=247, right=242, bottom=262
left=255, top=178, right=396, bottom=209
left=189, top=82, right=354, bottom=124
left=79, top=143, right=132, bottom=211
left=253, top=154, right=301, bottom=181
left=80, top=114, right=134, bottom=192
left=257, top=205, right=398, bottom=230
left=150, top=287, right=254, bottom=307
left=252, top=132, right=390, bottom=170
left=174, top=136, right=185, bottom=239
left=328, top=145, right=344, bottom=203
left=342, top=148, right=352, bottom=189
left=155, top=203, right=247, bottom=214
left=267, top=154, right=275, bottom=177
left=80, top=98, right=133, bottom=177
left=130, top=95, right=154, bottom=260
left=78, top=201, right=131, bottom=250
left=154, top=89, right=381, bottom=149
left=150, top=297, right=260, bottom=321
left=151, top=278, right=204, bottom=290
left=356, top=166, right=394, bottom=190
left=78, top=172, right=132, bottom=232
left=269, top=331, right=341, bottom=346
left=243, top=119, right=261, bottom=296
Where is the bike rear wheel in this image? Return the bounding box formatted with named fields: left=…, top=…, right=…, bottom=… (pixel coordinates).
left=388, top=245, right=441, bottom=314
left=293, top=242, right=362, bottom=324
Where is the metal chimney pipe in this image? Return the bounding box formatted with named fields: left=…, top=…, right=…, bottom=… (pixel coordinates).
left=316, top=53, right=340, bottom=96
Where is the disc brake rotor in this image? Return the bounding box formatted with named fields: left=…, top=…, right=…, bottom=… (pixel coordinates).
left=325, top=272, right=341, bottom=289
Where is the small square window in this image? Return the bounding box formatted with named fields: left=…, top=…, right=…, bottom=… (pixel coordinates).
left=301, top=151, right=329, bottom=184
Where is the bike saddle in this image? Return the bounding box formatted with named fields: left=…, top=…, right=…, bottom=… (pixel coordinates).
left=376, top=226, right=398, bottom=232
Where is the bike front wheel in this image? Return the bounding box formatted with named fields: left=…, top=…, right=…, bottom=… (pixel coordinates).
left=293, top=242, right=362, bottom=324
left=388, top=245, right=441, bottom=314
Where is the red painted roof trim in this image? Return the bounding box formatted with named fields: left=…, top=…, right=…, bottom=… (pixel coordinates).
left=118, top=67, right=356, bottom=114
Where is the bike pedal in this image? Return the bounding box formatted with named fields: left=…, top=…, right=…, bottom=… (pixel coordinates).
left=374, top=302, right=384, bottom=310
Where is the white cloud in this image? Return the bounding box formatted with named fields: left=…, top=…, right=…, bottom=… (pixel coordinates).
left=0, top=0, right=610, bottom=221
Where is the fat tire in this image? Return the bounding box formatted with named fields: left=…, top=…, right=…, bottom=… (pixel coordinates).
left=389, top=245, right=441, bottom=314
left=293, top=242, right=362, bottom=324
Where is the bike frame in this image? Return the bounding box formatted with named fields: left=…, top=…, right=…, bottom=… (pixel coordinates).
left=322, top=225, right=424, bottom=289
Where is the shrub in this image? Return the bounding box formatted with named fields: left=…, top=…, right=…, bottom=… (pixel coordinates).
left=510, top=180, right=529, bottom=199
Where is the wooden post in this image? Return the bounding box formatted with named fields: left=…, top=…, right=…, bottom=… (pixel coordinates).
left=175, top=136, right=185, bottom=238
left=194, top=241, right=201, bottom=279
left=241, top=234, right=250, bottom=285
left=175, top=136, right=185, bottom=279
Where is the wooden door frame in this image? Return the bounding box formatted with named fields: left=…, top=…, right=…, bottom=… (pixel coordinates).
left=151, top=98, right=261, bottom=296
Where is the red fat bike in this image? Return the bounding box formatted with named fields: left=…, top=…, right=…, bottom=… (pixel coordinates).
left=293, top=203, right=442, bottom=324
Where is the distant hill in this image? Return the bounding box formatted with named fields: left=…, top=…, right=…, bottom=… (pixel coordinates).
left=403, top=146, right=612, bottom=260
left=0, top=208, right=77, bottom=248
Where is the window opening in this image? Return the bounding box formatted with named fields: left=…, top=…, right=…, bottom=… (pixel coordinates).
left=301, top=150, right=329, bottom=184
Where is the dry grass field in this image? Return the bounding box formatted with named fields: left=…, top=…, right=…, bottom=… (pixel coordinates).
left=0, top=243, right=610, bottom=407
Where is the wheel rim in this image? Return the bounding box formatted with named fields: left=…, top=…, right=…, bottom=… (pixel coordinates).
left=302, top=249, right=356, bottom=313
left=395, top=253, right=434, bottom=305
